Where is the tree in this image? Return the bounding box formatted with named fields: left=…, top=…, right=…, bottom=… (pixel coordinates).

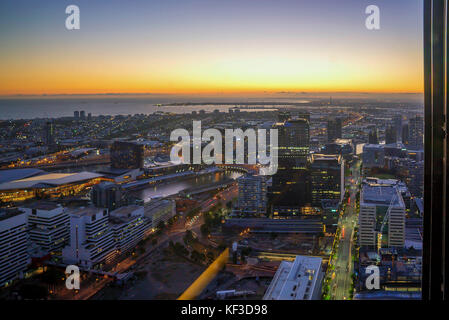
left=157, top=221, right=165, bottom=231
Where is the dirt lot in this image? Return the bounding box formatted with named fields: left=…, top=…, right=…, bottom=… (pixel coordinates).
left=93, top=246, right=206, bottom=300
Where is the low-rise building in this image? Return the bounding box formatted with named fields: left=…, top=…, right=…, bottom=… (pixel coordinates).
left=109, top=205, right=149, bottom=254
left=20, top=201, right=70, bottom=256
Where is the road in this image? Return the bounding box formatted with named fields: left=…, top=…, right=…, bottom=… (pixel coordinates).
left=329, top=160, right=360, bottom=300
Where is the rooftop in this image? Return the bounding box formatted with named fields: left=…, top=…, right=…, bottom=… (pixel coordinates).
left=68, top=206, right=105, bottom=217
left=361, top=183, right=404, bottom=207
left=22, top=201, right=61, bottom=211
left=0, top=171, right=103, bottom=191
left=263, top=255, right=322, bottom=300
left=110, top=205, right=143, bottom=217
left=0, top=168, right=45, bottom=184
left=0, top=208, right=25, bottom=222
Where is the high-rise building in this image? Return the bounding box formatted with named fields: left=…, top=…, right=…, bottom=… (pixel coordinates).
left=91, top=182, right=124, bottom=211
left=21, top=202, right=69, bottom=256
left=62, top=207, right=116, bottom=268
left=110, top=141, right=144, bottom=169
left=359, top=179, right=406, bottom=249
left=408, top=115, right=424, bottom=150
left=237, top=174, right=267, bottom=216
left=327, top=118, right=342, bottom=143
left=362, top=144, right=385, bottom=168
left=310, top=154, right=344, bottom=206
left=385, top=126, right=397, bottom=144
left=74, top=111, right=79, bottom=119
left=0, top=209, right=29, bottom=287
left=393, top=115, right=402, bottom=142
left=271, top=115, right=312, bottom=217
left=80, top=110, right=86, bottom=120
left=402, top=123, right=409, bottom=145
left=263, top=255, right=324, bottom=300
left=44, top=121, right=55, bottom=146
left=368, top=128, right=379, bottom=144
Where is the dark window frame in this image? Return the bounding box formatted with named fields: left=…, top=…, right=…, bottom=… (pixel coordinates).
left=422, top=0, right=448, bottom=300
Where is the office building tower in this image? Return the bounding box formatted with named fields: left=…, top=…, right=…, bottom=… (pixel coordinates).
left=408, top=115, right=424, bottom=150
left=368, top=128, right=379, bottom=144
left=310, top=154, right=344, bottom=206
left=402, top=123, right=409, bottom=145
left=62, top=207, right=115, bottom=268
left=91, top=182, right=123, bottom=211
left=362, top=144, right=385, bottom=168
left=263, top=255, right=324, bottom=300
left=327, top=118, right=342, bottom=143
left=385, top=126, right=397, bottom=144
left=393, top=115, right=402, bottom=142
left=74, top=111, right=79, bottom=119
left=87, top=113, right=92, bottom=121
left=237, top=175, right=267, bottom=216
left=80, top=110, right=86, bottom=120
left=271, top=115, right=312, bottom=217
left=110, top=141, right=144, bottom=169
left=21, top=202, right=69, bottom=256
left=44, top=121, right=55, bottom=146
left=0, top=209, right=29, bottom=287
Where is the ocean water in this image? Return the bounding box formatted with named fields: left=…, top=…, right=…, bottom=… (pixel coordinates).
left=0, top=93, right=423, bottom=120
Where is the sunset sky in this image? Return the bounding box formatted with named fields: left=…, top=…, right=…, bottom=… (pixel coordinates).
left=0, top=0, right=423, bottom=96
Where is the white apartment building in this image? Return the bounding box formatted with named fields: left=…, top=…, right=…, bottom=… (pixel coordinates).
left=0, top=209, right=30, bottom=287
left=109, top=205, right=149, bottom=254
left=263, top=255, right=324, bottom=300
left=62, top=207, right=115, bottom=269
left=20, top=201, right=69, bottom=256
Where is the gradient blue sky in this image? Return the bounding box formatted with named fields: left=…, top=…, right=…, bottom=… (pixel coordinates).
left=0, top=0, right=423, bottom=95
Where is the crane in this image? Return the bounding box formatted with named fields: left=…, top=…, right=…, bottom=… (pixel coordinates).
left=378, top=189, right=398, bottom=251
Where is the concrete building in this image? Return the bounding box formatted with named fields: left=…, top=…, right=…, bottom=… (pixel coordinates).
left=408, top=115, right=424, bottom=150
left=20, top=201, right=70, bottom=256
left=62, top=207, right=115, bottom=269
left=327, top=117, right=342, bottom=143
left=263, top=255, right=324, bottom=300
left=0, top=209, right=29, bottom=287
left=109, top=205, right=149, bottom=254
left=110, top=141, right=144, bottom=169
left=237, top=175, right=267, bottom=216
left=310, top=154, right=344, bottom=206
left=362, top=144, right=385, bottom=169
left=91, top=182, right=124, bottom=210
left=359, top=179, right=406, bottom=249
